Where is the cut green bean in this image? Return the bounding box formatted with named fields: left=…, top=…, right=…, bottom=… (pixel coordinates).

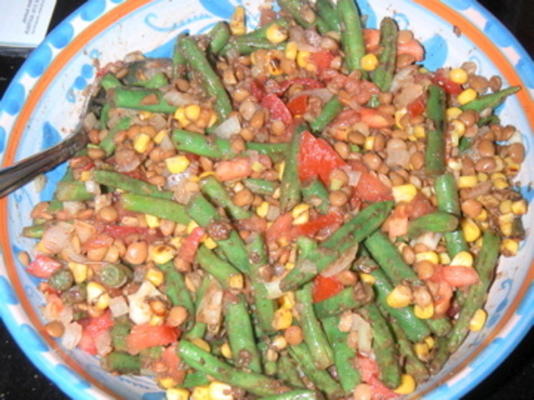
left=425, top=85, right=446, bottom=176
left=244, top=178, right=277, bottom=196
left=406, top=211, right=459, bottom=239
left=196, top=246, right=242, bottom=289
left=276, top=354, right=305, bottom=388
left=111, top=319, right=132, bottom=353
left=261, top=390, right=319, bottom=400
left=93, top=170, right=173, bottom=199
left=101, top=73, right=122, bottom=90
left=314, top=283, right=373, bottom=318
left=182, top=370, right=210, bottom=388
left=112, top=88, right=176, bottom=113
left=55, top=181, right=94, bottom=202
left=246, top=142, right=289, bottom=159
left=200, top=176, right=251, bottom=220
left=301, top=179, right=330, bottom=214
left=209, top=22, right=231, bottom=54
left=98, top=263, right=131, bottom=289
left=159, top=262, right=195, bottom=317
left=172, top=129, right=236, bottom=159
left=337, top=0, right=365, bottom=72
left=99, top=117, right=132, bottom=156
left=316, top=0, right=340, bottom=32
left=22, top=224, right=45, bottom=238
left=371, top=17, right=398, bottom=92
left=280, top=124, right=306, bottom=212
left=461, top=86, right=520, bottom=112
left=310, top=96, right=343, bottom=133
left=103, top=352, right=140, bottom=374
left=121, top=193, right=190, bottom=224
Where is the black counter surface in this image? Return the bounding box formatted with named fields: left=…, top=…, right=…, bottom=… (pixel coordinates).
left=0, top=1, right=532, bottom=399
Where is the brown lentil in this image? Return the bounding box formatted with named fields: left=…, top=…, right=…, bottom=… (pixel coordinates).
left=414, top=260, right=435, bottom=280
left=124, top=241, right=148, bottom=265
left=475, top=157, right=497, bottom=173
left=233, top=189, right=254, bottom=207
left=508, top=143, right=525, bottom=163
left=362, top=153, right=382, bottom=171
left=458, top=110, right=478, bottom=127
left=477, top=140, right=495, bottom=157
left=461, top=199, right=483, bottom=218
left=334, top=142, right=350, bottom=159
left=329, top=190, right=349, bottom=207
left=167, top=306, right=188, bottom=327
left=97, top=206, right=118, bottom=223
left=284, top=326, right=303, bottom=346
left=410, top=151, right=425, bottom=170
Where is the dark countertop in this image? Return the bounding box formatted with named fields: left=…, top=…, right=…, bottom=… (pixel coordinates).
left=0, top=1, right=532, bottom=399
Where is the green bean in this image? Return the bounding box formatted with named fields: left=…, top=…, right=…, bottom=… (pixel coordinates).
left=103, top=352, right=140, bottom=374
left=337, top=0, right=365, bottom=72
left=110, top=319, right=132, bottom=353
left=288, top=343, right=344, bottom=399
left=172, top=33, right=187, bottom=79
left=461, top=86, right=520, bottom=112
left=310, top=96, right=343, bottom=134
left=159, top=262, right=195, bottom=317
left=316, top=0, right=340, bottom=32
left=182, top=370, right=210, bottom=388
left=222, top=37, right=286, bottom=56
left=280, top=124, right=306, bottom=212
left=225, top=295, right=263, bottom=372
left=121, top=193, right=190, bottom=224
left=371, top=18, right=398, bottom=92
left=261, top=390, right=319, bottom=400
left=93, top=170, right=173, bottom=199
left=49, top=268, right=74, bottom=292
left=314, top=283, right=373, bottom=318
left=246, top=142, right=289, bottom=160
left=240, top=18, right=289, bottom=41
left=112, top=88, right=176, bottom=113
left=186, top=193, right=220, bottom=226
left=295, top=283, right=334, bottom=370
left=200, top=176, right=251, bottom=220
left=98, top=263, right=131, bottom=289
left=364, top=232, right=452, bottom=336
left=244, top=178, right=277, bottom=196
left=447, top=231, right=500, bottom=353
left=178, top=340, right=287, bottom=396
left=365, top=304, right=401, bottom=389
left=131, top=72, right=169, bottom=89
left=276, top=354, right=304, bottom=388
left=425, top=85, right=446, bottom=176
left=406, top=211, right=459, bottom=239
left=99, top=116, right=132, bottom=156
left=22, top=224, right=45, bottom=238
left=322, top=200, right=393, bottom=249
left=257, top=340, right=277, bottom=376
left=248, top=234, right=277, bottom=334
left=477, top=115, right=500, bottom=127
left=185, top=274, right=212, bottom=340
left=172, top=129, right=236, bottom=159
left=100, top=73, right=122, bottom=90
left=98, top=103, right=111, bottom=130
left=179, top=36, right=232, bottom=122
left=209, top=22, right=231, bottom=54
left=196, top=246, right=242, bottom=289
left=277, top=0, right=318, bottom=29
left=55, top=181, right=94, bottom=202
left=301, top=179, right=330, bottom=214
left=322, top=316, right=360, bottom=392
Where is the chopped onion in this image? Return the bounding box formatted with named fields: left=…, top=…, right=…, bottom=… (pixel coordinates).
left=64, top=201, right=85, bottom=216
left=321, top=244, right=359, bottom=277
left=41, top=222, right=74, bottom=254
left=115, top=148, right=142, bottom=172
left=93, top=194, right=112, bottom=212
left=212, top=115, right=241, bottom=139
left=264, top=280, right=284, bottom=299
left=57, top=306, right=74, bottom=325
left=344, top=168, right=362, bottom=187
left=85, top=180, right=101, bottom=195
left=385, top=138, right=410, bottom=167
left=74, top=220, right=96, bottom=243
left=83, top=112, right=98, bottom=131
left=160, top=133, right=174, bottom=151
left=128, top=281, right=163, bottom=325
left=291, top=88, right=333, bottom=103
left=266, top=205, right=281, bottom=221
left=413, top=232, right=442, bottom=250
left=62, top=322, right=82, bottom=350
left=109, top=296, right=129, bottom=318
left=197, top=281, right=223, bottom=325
left=391, top=66, right=417, bottom=92
left=95, top=331, right=112, bottom=357
left=352, top=313, right=372, bottom=356
left=299, top=259, right=318, bottom=275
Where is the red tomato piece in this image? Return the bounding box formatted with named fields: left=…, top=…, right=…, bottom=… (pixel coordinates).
left=126, top=324, right=180, bottom=355
left=442, top=266, right=479, bottom=287
left=78, top=311, right=114, bottom=355
left=350, top=161, right=393, bottom=203
left=215, top=157, right=252, bottom=182
left=312, top=275, right=344, bottom=303
left=407, top=96, right=426, bottom=118
left=27, top=255, right=62, bottom=279
left=356, top=356, right=398, bottom=400
left=310, top=51, right=335, bottom=71
left=433, top=72, right=462, bottom=95
left=261, top=93, right=293, bottom=125
left=266, top=213, right=294, bottom=245
left=272, top=78, right=324, bottom=95
left=179, top=227, right=205, bottom=264
left=161, top=344, right=186, bottom=383
left=359, top=107, right=394, bottom=129
left=287, top=95, right=309, bottom=117
left=292, top=212, right=343, bottom=238
left=363, top=29, right=380, bottom=51
left=83, top=234, right=114, bottom=250
left=122, top=169, right=146, bottom=181
left=250, top=79, right=266, bottom=101
left=406, top=193, right=435, bottom=219
left=104, top=225, right=149, bottom=239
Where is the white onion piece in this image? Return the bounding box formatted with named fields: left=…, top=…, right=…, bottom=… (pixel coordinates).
left=213, top=115, right=241, bottom=139
left=197, top=281, right=223, bottom=325
left=413, top=232, right=442, bottom=250
left=63, top=201, right=84, bottom=216
left=390, top=66, right=416, bottom=92
left=385, top=138, right=410, bottom=167
left=128, top=281, right=163, bottom=325
left=93, top=194, right=112, bottom=213
left=62, top=322, right=82, bottom=350
left=321, top=244, right=359, bottom=277
left=290, top=88, right=333, bottom=103
left=266, top=205, right=281, bottom=221
left=160, top=133, right=175, bottom=151
left=264, top=280, right=284, bottom=299
left=85, top=180, right=101, bottom=195
left=352, top=313, right=372, bottom=356
left=83, top=112, right=98, bottom=131
left=41, top=222, right=74, bottom=254
left=74, top=220, right=96, bottom=243
left=95, top=330, right=113, bottom=357
left=109, top=296, right=129, bottom=318
left=57, top=306, right=74, bottom=325
left=344, top=168, right=362, bottom=187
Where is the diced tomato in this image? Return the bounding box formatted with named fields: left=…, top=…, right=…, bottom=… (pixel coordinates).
left=27, top=255, right=62, bottom=279
left=215, top=157, right=252, bottom=181
left=433, top=72, right=462, bottom=95
left=397, top=39, right=425, bottom=62
left=356, top=356, right=398, bottom=400
left=261, top=93, right=293, bottom=125
left=266, top=213, right=294, bottom=245
left=298, top=130, right=346, bottom=185
left=384, top=205, right=409, bottom=239
left=250, top=79, right=266, bottom=101
left=78, top=311, right=114, bottom=355
left=312, top=275, right=344, bottom=303
left=363, top=29, right=380, bottom=51
left=83, top=234, right=114, bottom=250
left=287, top=95, right=309, bottom=117
left=104, top=225, right=150, bottom=239
left=407, top=96, right=426, bottom=118
left=310, top=51, right=335, bottom=71
left=78, top=330, right=98, bottom=355
left=359, top=107, right=394, bottom=129
left=406, top=193, right=435, bottom=219
left=126, top=324, right=180, bottom=355
left=122, top=169, right=146, bottom=181
left=442, top=266, right=479, bottom=287
left=161, top=344, right=186, bottom=383
left=350, top=161, right=393, bottom=203
left=292, top=212, right=343, bottom=238
left=43, top=293, right=64, bottom=320
left=270, top=78, right=324, bottom=95
left=179, top=227, right=205, bottom=264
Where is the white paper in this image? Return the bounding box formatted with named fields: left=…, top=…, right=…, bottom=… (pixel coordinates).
left=0, top=0, right=57, bottom=48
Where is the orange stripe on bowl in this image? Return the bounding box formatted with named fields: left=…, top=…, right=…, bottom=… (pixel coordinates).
left=0, top=0, right=152, bottom=398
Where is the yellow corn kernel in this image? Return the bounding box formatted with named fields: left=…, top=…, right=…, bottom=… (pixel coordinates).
left=292, top=203, right=310, bottom=219
left=285, top=41, right=298, bottom=60
left=424, top=336, right=435, bottom=349
left=360, top=273, right=376, bottom=285
left=457, top=88, right=477, bottom=105
left=191, top=386, right=210, bottom=400
left=221, top=342, right=232, bottom=359
left=499, top=213, right=514, bottom=237
left=185, top=104, right=201, bottom=121
left=364, top=135, right=375, bottom=151
left=475, top=209, right=488, bottom=222
left=228, top=274, right=244, bottom=289
left=415, top=251, right=440, bottom=264
left=469, top=309, right=487, bottom=332
left=154, top=129, right=168, bottom=144
left=413, top=342, right=430, bottom=361
left=450, top=119, right=466, bottom=136
left=166, top=388, right=189, bottom=400
left=187, top=220, right=200, bottom=234
left=279, top=292, right=296, bottom=309
left=209, top=381, right=234, bottom=400
left=146, top=267, right=165, bottom=287
left=273, top=307, right=293, bottom=330
left=150, top=314, right=165, bottom=326
left=394, top=108, right=407, bottom=129
left=493, top=178, right=509, bottom=190
left=229, top=6, right=246, bottom=35
left=392, top=184, right=417, bottom=203
left=139, top=111, right=153, bottom=121
left=266, top=23, right=288, bottom=44
left=361, top=53, right=379, bottom=71
left=191, top=338, right=211, bottom=352
left=447, top=158, right=462, bottom=171
left=203, top=236, right=218, bottom=250
left=457, top=175, right=478, bottom=189
left=170, top=237, right=182, bottom=249
left=477, top=172, right=488, bottom=182
left=414, top=303, right=434, bottom=319
left=251, top=161, right=265, bottom=173
left=145, top=214, right=160, bottom=228
left=174, top=107, right=188, bottom=126
left=276, top=161, right=285, bottom=180
left=511, top=199, right=527, bottom=215
left=394, top=374, right=416, bottom=395
left=499, top=200, right=512, bottom=214
left=462, top=219, right=481, bottom=242
left=439, top=252, right=451, bottom=265
left=87, top=281, right=108, bottom=308
left=272, top=335, right=288, bottom=351
left=166, top=155, right=190, bottom=175
left=133, top=133, right=151, bottom=153
left=387, top=285, right=413, bottom=308
left=284, top=262, right=295, bottom=270
left=413, top=125, right=426, bottom=139
left=150, top=245, right=175, bottom=265
left=68, top=262, right=88, bottom=284
left=450, top=251, right=474, bottom=267
left=501, top=238, right=519, bottom=256
left=446, top=107, right=462, bottom=120
left=491, top=172, right=506, bottom=181
left=256, top=201, right=270, bottom=218
left=79, top=170, right=91, bottom=182
left=208, top=112, right=218, bottom=128
left=297, top=51, right=311, bottom=68
left=449, top=68, right=468, bottom=84
left=159, top=377, right=178, bottom=390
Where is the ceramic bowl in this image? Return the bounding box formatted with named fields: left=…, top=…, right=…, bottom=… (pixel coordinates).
left=0, top=0, right=532, bottom=399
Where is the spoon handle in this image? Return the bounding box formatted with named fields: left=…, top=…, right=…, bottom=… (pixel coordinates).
left=0, top=132, right=88, bottom=198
